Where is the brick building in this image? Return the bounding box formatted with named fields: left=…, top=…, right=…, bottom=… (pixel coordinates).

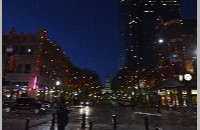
left=2, top=28, right=73, bottom=101
left=154, top=19, right=197, bottom=109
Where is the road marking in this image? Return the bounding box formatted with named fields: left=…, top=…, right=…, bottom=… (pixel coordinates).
left=134, top=112, right=164, bottom=116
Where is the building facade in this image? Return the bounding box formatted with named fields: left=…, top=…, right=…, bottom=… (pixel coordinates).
left=2, top=28, right=72, bottom=101
left=155, top=19, right=197, bottom=109
left=118, top=0, right=181, bottom=70
left=113, top=0, right=197, bottom=109
left=101, top=76, right=112, bottom=94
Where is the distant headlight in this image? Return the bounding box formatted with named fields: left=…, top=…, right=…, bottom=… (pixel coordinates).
left=85, top=102, right=89, bottom=105
left=80, top=102, right=84, bottom=105
left=40, top=108, right=46, bottom=111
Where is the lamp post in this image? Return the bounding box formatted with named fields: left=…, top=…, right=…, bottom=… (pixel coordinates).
left=56, top=80, right=61, bottom=98
left=158, top=38, right=164, bottom=44
left=56, top=81, right=61, bottom=86
left=153, top=38, right=164, bottom=109
left=178, top=73, right=193, bottom=114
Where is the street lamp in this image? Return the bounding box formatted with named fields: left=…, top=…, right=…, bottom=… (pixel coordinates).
left=158, top=38, right=164, bottom=44
left=178, top=73, right=193, bottom=114
left=153, top=38, right=164, bottom=110
left=56, top=81, right=61, bottom=86
left=52, top=80, right=61, bottom=100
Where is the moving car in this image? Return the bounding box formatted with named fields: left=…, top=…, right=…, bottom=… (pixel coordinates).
left=5, top=97, right=47, bottom=114
left=80, top=100, right=93, bottom=106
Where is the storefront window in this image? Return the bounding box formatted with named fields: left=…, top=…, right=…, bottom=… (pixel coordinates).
left=192, top=96, right=197, bottom=106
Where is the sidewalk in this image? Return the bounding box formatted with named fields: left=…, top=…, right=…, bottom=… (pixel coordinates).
left=29, top=107, right=197, bottom=130
left=30, top=120, right=148, bottom=130
left=133, top=107, right=197, bottom=117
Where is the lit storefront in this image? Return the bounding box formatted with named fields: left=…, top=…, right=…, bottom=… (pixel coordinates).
left=2, top=82, right=29, bottom=100
left=158, top=88, right=197, bottom=108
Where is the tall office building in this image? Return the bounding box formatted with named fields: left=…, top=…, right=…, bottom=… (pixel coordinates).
left=118, top=0, right=181, bottom=71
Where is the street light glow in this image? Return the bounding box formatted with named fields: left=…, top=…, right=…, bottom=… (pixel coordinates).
left=184, top=74, right=192, bottom=81
left=56, top=81, right=61, bottom=86
left=158, top=39, right=164, bottom=43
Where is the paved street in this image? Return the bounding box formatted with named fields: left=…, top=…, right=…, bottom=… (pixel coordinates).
left=3, top=104, right=197, bottom=130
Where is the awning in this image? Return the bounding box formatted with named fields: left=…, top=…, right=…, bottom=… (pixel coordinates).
left=157, top=76, right=197, bottom=89
left=157, top=91, right=168, bottom=95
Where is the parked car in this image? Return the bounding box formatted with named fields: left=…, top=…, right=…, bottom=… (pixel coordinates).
left=49, top=100, right=59, bottom=109
left=5, top=97, right=47, bottom=114
left=39, top=100, right=51, bottom=109
left=3, top=100, right=15, bottom=109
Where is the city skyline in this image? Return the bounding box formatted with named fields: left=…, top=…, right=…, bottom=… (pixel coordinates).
left=2, top=0, right=197, bottom=84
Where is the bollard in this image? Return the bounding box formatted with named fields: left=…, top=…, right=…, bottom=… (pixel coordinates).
left=155, top=105, right=161, bottom=113
left=51, top=113, right=56, bottom=127
left=112, top=115, right=117, bottom=129
left=89, top=121, right=93, bottom=130
left=155, top=125, right=160, bottom=130
left=82, top=114, right=86, bottom=128
left=25, top=118, right=30, bottom=130
left=144, top=117, right=149, bottom=130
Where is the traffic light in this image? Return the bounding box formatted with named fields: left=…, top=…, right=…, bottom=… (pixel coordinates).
left=172, top=47, right=180, bottom=59
left=172, top=53, right=177, bottom=58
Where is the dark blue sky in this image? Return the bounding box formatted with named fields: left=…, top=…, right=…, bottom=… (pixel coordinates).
left=3, top=0, right=197, bottom=85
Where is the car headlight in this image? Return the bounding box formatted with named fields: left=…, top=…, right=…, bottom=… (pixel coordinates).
left=80, top=102, right=84, bottom=105
left=40, top=108, right=46, bottom=111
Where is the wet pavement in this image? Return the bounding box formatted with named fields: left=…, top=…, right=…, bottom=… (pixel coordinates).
left=31, top=106, right=197, bottom=130
left=3, top=105, right=197, bottom=130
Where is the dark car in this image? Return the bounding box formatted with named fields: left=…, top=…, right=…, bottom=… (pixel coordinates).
left=3, top=100, right=15, bottom=109
left=80, top=100, right=93, bottom=106
left=5, top=97, right=47, bottom=114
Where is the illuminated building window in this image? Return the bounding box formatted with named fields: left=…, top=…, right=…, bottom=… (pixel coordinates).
left=26, top=46, right=34, bottom=55
left=144, top=11, right=154, bottom=12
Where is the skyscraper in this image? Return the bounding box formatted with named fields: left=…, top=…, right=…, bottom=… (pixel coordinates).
left=118, top=0, right=181, bottom=71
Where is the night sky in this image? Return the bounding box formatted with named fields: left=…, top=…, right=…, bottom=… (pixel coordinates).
left=2, top=0, right=197, bottom=85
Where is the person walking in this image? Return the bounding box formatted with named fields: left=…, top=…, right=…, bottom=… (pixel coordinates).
left=56, top=98, right=70, bottom=130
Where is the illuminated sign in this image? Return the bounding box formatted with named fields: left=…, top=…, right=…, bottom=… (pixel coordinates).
left=33, top=76, right=39, bottom=90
